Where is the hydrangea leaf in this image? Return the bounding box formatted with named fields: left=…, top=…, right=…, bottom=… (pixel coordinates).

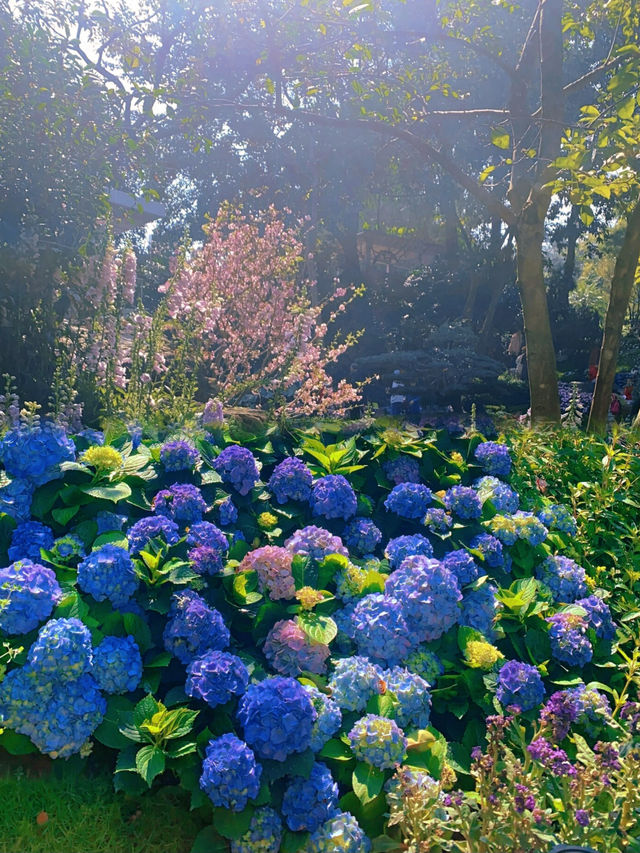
left=352, top=761, right=385, bottom=804
left=135, top=743, right=166, bottom=786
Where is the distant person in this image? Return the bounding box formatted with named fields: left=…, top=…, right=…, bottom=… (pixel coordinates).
left=588, top=346, right=599, bottom=381
left=515, top=347, right=528, bottom=383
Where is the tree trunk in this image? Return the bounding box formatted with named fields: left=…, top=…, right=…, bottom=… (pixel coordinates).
left=515, top=213, right=561, bottom=423
left=587, top=198, right=640, bottom=433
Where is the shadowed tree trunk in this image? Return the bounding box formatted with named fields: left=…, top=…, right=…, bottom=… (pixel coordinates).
left=588, top=198, right=640, bottom=433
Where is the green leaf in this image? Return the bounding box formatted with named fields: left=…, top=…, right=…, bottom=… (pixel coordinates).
left=318, top=738, right=354, bottom=761
left=211, top=806, right=254, bottom=839
left=134, top=694, right=160, bottom=728
left=51, top=505, right=80, bottom=525
left=297, top=612, right=337, bottom=645
left=372, top=837, right=405, bottom=852
left=0, top=729, right=37, bottom=755
left=280, top=830, right=310, bottom=853
left=491, top=128, right=510, bottom=149
left=80, top=482, right=132, bottom=503
left=317, top=553, right=349, bottom=588
left=352, top=762, right=385, bottom=804
left=93, top=531, right=129, bottom=549
left=291, top=554, right=318, bottom=590
left=136, top=744, right=166, bottom=786
left=94, top=696, right=136, bottom=749
left=190, top=826, right=228, bottom=853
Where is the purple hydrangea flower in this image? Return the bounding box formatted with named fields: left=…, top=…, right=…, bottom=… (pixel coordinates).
left=186, top=650, right=249, bottom=707
left=127, top=516, right=180, bottom=555
left=0, top=560, right=62, bottom=635
left=540, top=689, right=581, bottom=742
left=218, top=496, right=238, bottom=526
left=77, top=544, right=138, bottom=609
left=547, top=613, right=593, bottom=667
left=163, top=589, right=230, bottom=665
left=153, top=483, right=207, bottom=526
left=536, top=555, right=587, bottom=602
left=385, top=534, right=434, bottom=570
left=237, top=676, right=316, bottom=761
left=264, top=619, right=330, bottom=676
left=528, top=737, right=577, bottom=776
left=0, top=478, right=33, bottom=523
left=268, top=457, right=313, bottom=504
left=350, top=595, right=413, bottom=667
left=310, top=475, right=358, bottom=521
left=442, top=550, right=481, bottom=586
left=496, top=660, right=545, bottom=712
left=343, top=518, right=382, bottom=555
left=383, top=456, right=421, bottom=485
left=199, top=734, right=262, bottom=811
left=160, top=439, right=199, bottom=471
left=282, top=762, right=339, bottom=831
left=469, top=533, right=506, bottom=570
left=384, top=483, right=433, bottom=519
left=575, top=595, right=616, bottom=640
left=459, top=583, right=500, bottom=639
left=285, top=526, right=348, bottom=562
left=305, top=685, right=343, bottom=751
left=91, top=635, right=143, bottom=694
left=8, top=521, right=54, bottom=563
left=385, top=556, right=461, bottom=643
left=423, top=508, right=453, bottom=533
left=443, top=485, right=482, bottom=520
left=383, top=666, right=431, bottom=729
left=186, top=521, right=228, bottom=575
left=213, top=446, right=260, bottom=495
left=474, top=442, right=511, bottom=478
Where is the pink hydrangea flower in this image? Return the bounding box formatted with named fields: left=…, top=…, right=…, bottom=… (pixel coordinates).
left=264, top=619, right=330, bottom=676
left=238, top=546, right=295, bottom=600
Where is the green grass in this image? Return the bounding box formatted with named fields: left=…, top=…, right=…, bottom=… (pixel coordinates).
left=0, top=756, right=207, bottom=853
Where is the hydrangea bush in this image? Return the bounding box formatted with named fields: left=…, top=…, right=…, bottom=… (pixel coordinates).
left=0, top=418, right=628, bottom=852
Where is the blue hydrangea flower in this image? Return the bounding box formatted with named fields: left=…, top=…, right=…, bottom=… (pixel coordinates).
left=0, top=424, right=75, bottom=486
left=51, top=534, right=86, bottom=565
left=310, top=475, right=358, bottom=521
left=383, top=456, right=421, bottom=486
left=327, top=656, right=383, bottom=712
left=538, top=504, right=578, bottom=536
left=348, top=714, right=407, bottom=769
left=383, top=666, right=431, bottom=729
left=28, top=617, right=93, bottom=682
left=0, top=477, right=33, bottom=523
left=77, top=544, right=138, bottom=609
left=474, top=442, right=511, bottom=478
left=31, top=673, right=105, bottom=758
left=282, top=762, right=339, bottom=831
left=570, top=684, right=612, bottom=733
left=213, top=446, right=260, bottom=495
left=237, top=676, right=316, bottom=761
left=127, top=516, right=180, bottom=555
left=469, top=533, right=506, bottom=570
left=163, top=589, right=230, bottom=665
left=385, top=556, right=461, bottom=643
left=343, top=518, right=382, bottom=555
left=575, top=595, right=616, bottom=641
left=186, top=650, right=249, bottom=707
left=307, top=811, right=371, bottom=853
left=8, top=521, right=54, bottom=562
left=153, top=483, right=207, bottom=526
left=423, top=508, right=453, bottom=533
left=513, top=511, right=548, bottom=545
left=305, top=685, right=343, bottom=751
left=268, top=457, right=313, bottom=504
left=384, top=483, right=433, bottom=519
left=443, top=485, right=482, bottom=520
left=442, top=550, right=480, bottom=586
left=488, top=514, right=519, bottom=545
left=402, top=647, right=444, bottom=686
left=230, top=808, right=283, bottom=853
left=0, top=665, right=52, bottom=741
left=199, top=734, right=262, bottom=811
left=350, top=594, right=413, bottom=667
left=547, top=613, right=593, bottom=667
left=285, top=525, right=348, bottom=562
left=0, top=560, right=62, bottom=635
left=75, top=428, right=105, bottom=445
left=333, top=602, right=358, bottom=650
left=459, top=583, right=500, bottom=639
left=160, top=439, right=199, bottom=471
left=536, top=555, right=587, bottom=602
left=186, top=521, right=228, bottom=575
left=96, top=511, right=128, bottom=534
left=218, top=496, right=238, bottom=526
left=385, top=534, right=434, bottom=570
left=496, top=660, right=545, bottom=712
left=92, top=635, right=143, bottom=694
left=474, top=477, right=519, bottom=514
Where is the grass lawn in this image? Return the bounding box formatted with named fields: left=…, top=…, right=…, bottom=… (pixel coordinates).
left=0, top=754, right=206, bottom=853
